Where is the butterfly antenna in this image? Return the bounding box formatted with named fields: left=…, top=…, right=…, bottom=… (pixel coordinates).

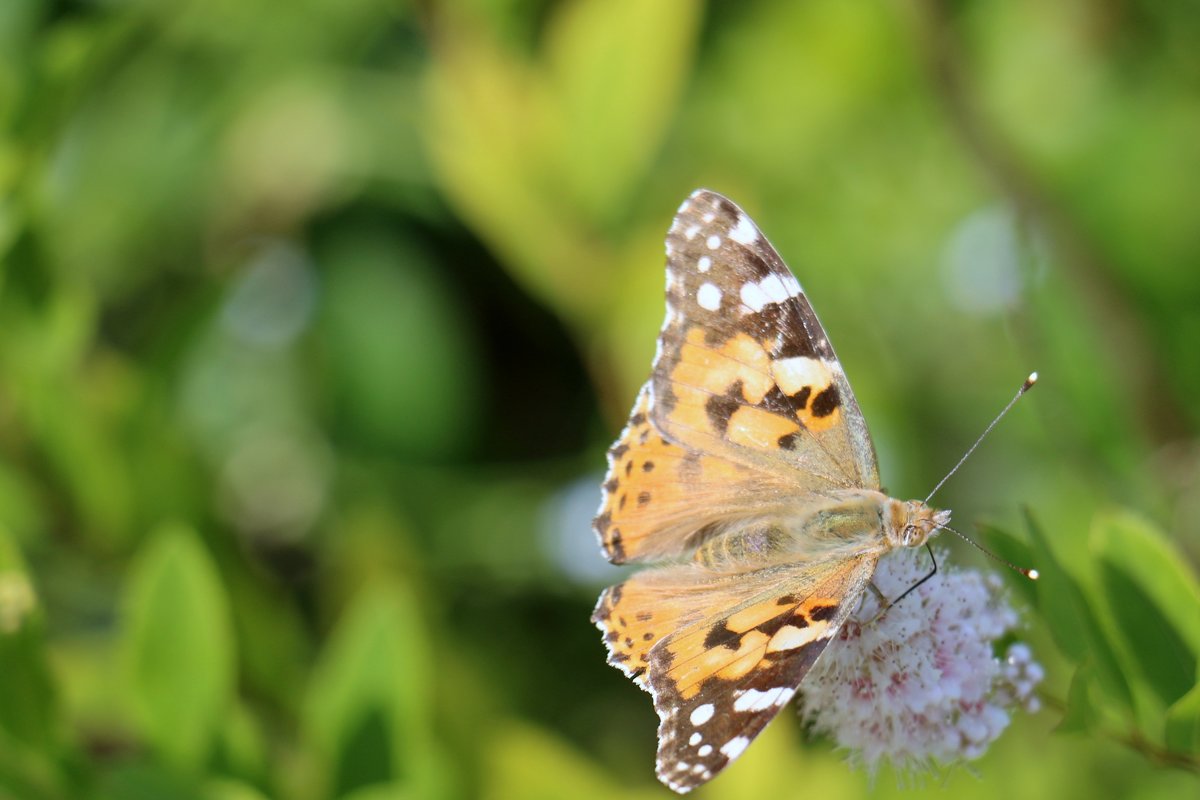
left=923, top=372, right=1038, bottom=506
left=938, top=522, right=1039, bottom=581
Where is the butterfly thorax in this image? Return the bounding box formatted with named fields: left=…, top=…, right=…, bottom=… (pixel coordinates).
left=692, top=490, right=948, bottom=571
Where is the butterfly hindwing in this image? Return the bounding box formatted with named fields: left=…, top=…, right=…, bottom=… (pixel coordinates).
left=595, top=553, right=879, bottom=792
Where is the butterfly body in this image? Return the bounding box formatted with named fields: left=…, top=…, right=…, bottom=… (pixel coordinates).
left=592, top=189, right=949, bottom=793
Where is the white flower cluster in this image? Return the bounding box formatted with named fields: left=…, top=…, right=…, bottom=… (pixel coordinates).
left=797, top=548, right=1041, bottom=773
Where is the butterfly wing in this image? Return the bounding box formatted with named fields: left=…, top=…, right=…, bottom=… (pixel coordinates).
left=594, top=189, right=880, bottom=565
left=593, top=552, right=879, bottom=793
left=653, top=189, right=879, bottom=490
left=594, top=384, right=797, bottom=564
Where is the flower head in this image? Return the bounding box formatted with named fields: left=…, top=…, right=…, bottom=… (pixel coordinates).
left=797, top=548, right=1041, bottom=774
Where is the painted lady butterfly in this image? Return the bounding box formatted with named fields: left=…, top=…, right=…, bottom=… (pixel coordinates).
left=592, top=189, right=951, bottom=792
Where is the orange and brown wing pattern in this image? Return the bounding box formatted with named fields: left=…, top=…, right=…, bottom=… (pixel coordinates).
left=593, top=554, right=879, bottom=792
left=591, top=564, right=716, bottom=689
left=650, top=189, right=880, bottom=490
left=646, top=554, right=878, bottom=792
left=593, top=384, right=792, bottom=564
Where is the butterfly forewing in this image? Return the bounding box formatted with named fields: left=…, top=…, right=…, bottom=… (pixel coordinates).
left=651, top=189, right=879, bottom=490
left=594, top=384, right=797, bottom=564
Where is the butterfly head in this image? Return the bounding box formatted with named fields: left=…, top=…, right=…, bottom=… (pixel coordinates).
left=886, top=500, right=951, bottom=550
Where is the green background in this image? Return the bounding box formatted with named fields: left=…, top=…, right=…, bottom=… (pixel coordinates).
left=0, top=1, right=1198, bottom=798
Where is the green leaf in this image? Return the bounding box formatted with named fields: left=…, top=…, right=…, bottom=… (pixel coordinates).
left=1092, top=510, right=1200, bottom=710
left=1165, top=680, right=1200, bottom=755
left=976, top=521, right=1038, bottom=607
left=121, top=523, right=236, bottom=768
left=483, top=720, right=661, bottom=800
left=545, top=0, right=701, bottom=219
left=1024, top=510, right=1133, bottom=711
left=304, top=582, right=447, bottom=798
left=0, top=528, right=56, bottom=750
left=1056, top=663, right=1098, bottom=734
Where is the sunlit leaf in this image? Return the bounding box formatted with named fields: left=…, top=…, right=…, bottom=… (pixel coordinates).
left=121, top=524, right=236, bottom=768
left=545, top=0, right=700, bottom=219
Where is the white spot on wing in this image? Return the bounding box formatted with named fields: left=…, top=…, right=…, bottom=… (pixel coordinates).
left=732, top=686, right=796, bottom=712
left=697, top=282, right=722, bottom=311
left=772, top=356, right=829, bottom=396
left=685, top=225, right=700, bottom=240
left=767, top=624, right=824, bottom=652
left=740, top=281, right=769, bottom=312
left=759, top=274, right=790, bottom=304
left=729, top=213, right=758, bottom=245
left=690, top=703, right=715, bottom=725
left=688, top=732, right=702, bottom=746
left=702, top=212, right=715, bottom=223
left=697, top=255, right=712, bottom=273
left=698, top=744, right=713, bottom=757
left=706, top=234, right=722, bottom=250
left=720, top=736, right=751, bottom=761
left=738, top=272, right=802, bottom=313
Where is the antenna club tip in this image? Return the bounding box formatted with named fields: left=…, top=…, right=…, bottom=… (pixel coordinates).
left=1022, top=372, right=1038, bottom=391
left=1026, top=568, right=1040, bottom=581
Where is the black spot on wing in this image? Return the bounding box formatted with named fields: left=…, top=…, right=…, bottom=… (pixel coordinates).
left=759, top=385, right=793, bottom=415
left=705, top=380, right=744, bottom=436
left=808, top=604, right=837, bottom=622
left=743, top=250, right=773, bottom=281
left=811, top=385, right=840, bottom=418
left=608, top=529, right=626, bottom=563
left=703, top=620, right=741, bottom=651
left=715, top=196, right=740, bottom=219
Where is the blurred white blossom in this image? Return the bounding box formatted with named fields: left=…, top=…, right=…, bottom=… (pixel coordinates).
left=798, top=548, right=1041, bottom=773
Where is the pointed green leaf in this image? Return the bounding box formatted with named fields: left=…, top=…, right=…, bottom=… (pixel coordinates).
left=305, top=582, right=445, bottom=798
left=1092, top=511, right=1200, bottom=711
left=1056, top=662, right=1098, bottom=734
left=121, top=523, right=235, bottom=768
left=1024, top=510, right=1133, bottom=711
left=1165, top=680, right=1200, bottom=755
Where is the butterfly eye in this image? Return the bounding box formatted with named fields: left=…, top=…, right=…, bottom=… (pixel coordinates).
left=902, top=524, right=918, bottom=546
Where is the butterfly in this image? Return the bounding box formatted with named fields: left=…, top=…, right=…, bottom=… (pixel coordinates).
left=591, top=189, right=950, bottom=793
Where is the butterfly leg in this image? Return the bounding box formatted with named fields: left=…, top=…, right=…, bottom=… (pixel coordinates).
left=866, top=543, right=938, bottom=624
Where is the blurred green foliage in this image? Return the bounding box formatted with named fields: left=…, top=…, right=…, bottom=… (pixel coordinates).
left=0, top=1, right=1198, bottom=798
